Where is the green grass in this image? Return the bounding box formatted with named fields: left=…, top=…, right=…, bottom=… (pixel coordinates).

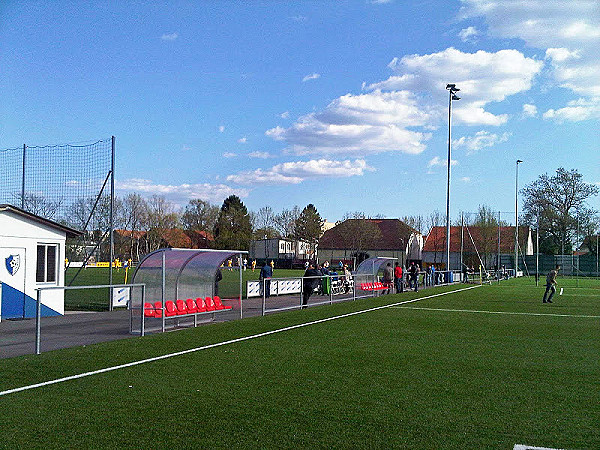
left=64, top=267, right=129, bottom=311
left=1, top=280, right=598, bottom=448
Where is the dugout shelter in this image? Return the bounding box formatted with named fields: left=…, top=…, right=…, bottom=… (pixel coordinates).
left=130, top=248, right=247, bottom=333
left=0, top=204, right=81, bottom=321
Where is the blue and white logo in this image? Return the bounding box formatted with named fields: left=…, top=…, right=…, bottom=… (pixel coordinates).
left=5, top=254, right=21, bottom=276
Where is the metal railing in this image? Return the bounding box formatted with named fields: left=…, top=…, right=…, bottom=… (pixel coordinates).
left=35, top=283, right=145, bottom=355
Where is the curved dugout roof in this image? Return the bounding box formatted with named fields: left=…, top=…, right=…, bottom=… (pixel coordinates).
left=131, top=248, right=247, bottom=303
left=355, top=257, right=398, bottom=275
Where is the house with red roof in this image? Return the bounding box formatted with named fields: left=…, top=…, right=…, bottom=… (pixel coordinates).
left=422, top=225, right=533, bottom=270
left=318, top=218, right=422, bottom=269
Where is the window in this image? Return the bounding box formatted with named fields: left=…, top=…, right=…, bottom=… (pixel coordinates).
left=36, top=244, right=58, bottom=283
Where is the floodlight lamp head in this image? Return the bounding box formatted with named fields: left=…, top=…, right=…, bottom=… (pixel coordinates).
left=446, top=83, right=456, bottom=90
left=517, top=159, right=523, bottom=164
left=452, top=94, right=461, bottom=101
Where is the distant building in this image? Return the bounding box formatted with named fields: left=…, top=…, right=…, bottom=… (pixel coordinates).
left=249, top=238, right=312, bottom=268
left=422, top=225, right=533, bottom=270
left=318, top=218, right=422, bottom=269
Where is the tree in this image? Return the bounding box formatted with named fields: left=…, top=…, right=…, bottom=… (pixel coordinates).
left=181, top=199, right=219, bottom=233
left=274, top=206, right=301, bottom=239
left=426, top=210, right=444, bottom=264
left=338, top=211, right=383, bottom=268
left=214, top=195, right=253, bottom=250
left=252, top=206, right=280, bottom=239
left=521, top=168, right=599, bottom=254
left=294, top=204, right=323, bottom=257
left=471, top=204, right=500, bottom=268
left=144, top=195, right=180, bottom=252
left=118, top=193, right=148, bottom=261
left=402, top=215, right=424, bottom=234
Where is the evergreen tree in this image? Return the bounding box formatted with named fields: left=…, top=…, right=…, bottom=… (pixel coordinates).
left=295, top=204, right=323, bottom=257
left=214, top=195, right=253, bottom=250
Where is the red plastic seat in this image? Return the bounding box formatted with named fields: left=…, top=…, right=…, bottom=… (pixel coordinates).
left=153, top=301, right=163, bottom=318
left=205, top=296, right=216, bottom=311
left=176, top=299, right=188, bottom=315
left=165, top=300, right=178, bottom=317
left=144, top=302, right=155, bottom=318
left=213, top=295, right=232, bottom=310
left=195, top=297, right=207, bottom=312
left=185, top=298, right=197, bottom=313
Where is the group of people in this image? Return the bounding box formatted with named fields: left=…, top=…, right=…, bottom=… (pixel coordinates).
left=301, top=261, right=353, bottom=308
left=382, top=261, right=430, bottom=294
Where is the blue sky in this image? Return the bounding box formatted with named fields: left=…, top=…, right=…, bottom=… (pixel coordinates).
left=1, top=1, right=599, bottom=223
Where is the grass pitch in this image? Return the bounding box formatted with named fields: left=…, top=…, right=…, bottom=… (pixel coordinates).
left=1, top=279, right=598, bottom=448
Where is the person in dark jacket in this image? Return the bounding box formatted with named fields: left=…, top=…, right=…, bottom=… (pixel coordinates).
left=302, top=263, right=321, bottom=308
left=260, top=261, right=273, bottom=297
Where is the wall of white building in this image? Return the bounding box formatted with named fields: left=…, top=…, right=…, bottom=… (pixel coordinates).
left=0, top=210, right=67, bottom=320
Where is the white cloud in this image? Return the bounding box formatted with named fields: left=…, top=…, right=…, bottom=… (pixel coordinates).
left=452, top=130, right=510, bottom=154
left=367, top=47, right=542, bottom=126
left=522, top=103, right=538, bottom=118
left=369, top=0, right=393, bottom=3
left=543, top=97, right=600, bottom=122
left=461, top=177, right=471, bottom=183
left=237, top=137, right=247, bottom=144
left=460, top=0, right=600, bottom=119
left=227, top=159, right=374, bottom=186
left=248, top=151, right=271, bottom=159
left=218, top=125, right=225, bottom=133
left=223, top=152, right=237, bottom=158
left=459, top=26, right=479, bottom=42
left=428, top=156, right=458, bottom=168
left=302, top=73, right=321, bottom=82
left=280, top=111, right=290, bottom=119
left=266, top=90, right=433, bottom=156
left=116, top=178, right=249, bottom=205
left=290, top=15, right=307, bottom=23
left=161, top=33, right=178, bottom=41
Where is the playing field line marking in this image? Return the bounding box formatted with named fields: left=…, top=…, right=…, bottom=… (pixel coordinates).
left=393, top=306, right=600, bottom=319
left=0, top=285, right=481, bottom=398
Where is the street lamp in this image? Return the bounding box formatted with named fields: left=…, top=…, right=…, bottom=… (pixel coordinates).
left=445, top=83, right=460, bottom=272
left=515, top=159, right=523, bottom=275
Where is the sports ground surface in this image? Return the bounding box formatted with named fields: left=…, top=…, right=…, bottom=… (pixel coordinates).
left=0, top=278, right=598, bottom=448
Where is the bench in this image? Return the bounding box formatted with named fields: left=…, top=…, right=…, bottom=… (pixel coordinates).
left=359, top=282, right=390, bottom=291
left=145, top=296, right=233, bottom=325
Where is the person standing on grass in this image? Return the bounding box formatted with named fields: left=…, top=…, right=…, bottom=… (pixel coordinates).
left=542, top=265, right=561, bottom=303
left=302, top=263, right=321, bottom=308
left=260, top=261, right=273, bottom=298
left=409, top=262, right=418, bottom=292
left=382, top=262, right=394, bottom=294
left=394, top=262, right=403, bottom=293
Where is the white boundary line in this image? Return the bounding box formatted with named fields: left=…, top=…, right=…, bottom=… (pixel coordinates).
left=0, top=285, right=481, bottom=398
left=393, top=306, right=600, bottom=319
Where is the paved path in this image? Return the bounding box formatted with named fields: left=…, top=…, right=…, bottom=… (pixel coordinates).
left=0, top=284, right=436, bottom=359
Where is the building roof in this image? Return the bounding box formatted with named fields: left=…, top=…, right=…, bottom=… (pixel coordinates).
left=0, top=204, right=82, bottom=238
left=423, top=225, right=531, bottom=253
left=319, top=219, right=417, bottom=250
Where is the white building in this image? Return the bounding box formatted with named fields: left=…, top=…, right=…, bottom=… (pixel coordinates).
left=0, top=204, right=81, bottom=321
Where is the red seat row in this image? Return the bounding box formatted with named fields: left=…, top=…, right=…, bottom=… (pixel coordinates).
left=359, top=282, right=389, bottom=291
left=144, top=296, right=232, bottom=319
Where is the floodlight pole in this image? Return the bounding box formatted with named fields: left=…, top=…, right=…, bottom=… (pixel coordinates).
left=515, top=160, right=522, bottom=276
left=445, top=84, right=460, bottom=272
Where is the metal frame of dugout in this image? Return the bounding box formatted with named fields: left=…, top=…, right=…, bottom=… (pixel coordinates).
left=130, top=248, right=247, bottom=335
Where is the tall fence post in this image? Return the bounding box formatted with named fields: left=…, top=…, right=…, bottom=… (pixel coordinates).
left=109, top=136, right=115, bottom=310
left=21, top=144, right=26, bottom=209
left=35, top=289, right=41, bottom=354
left=329, top=275, right=333, bottom=305
left=262, top=278, right=266, bottom=316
